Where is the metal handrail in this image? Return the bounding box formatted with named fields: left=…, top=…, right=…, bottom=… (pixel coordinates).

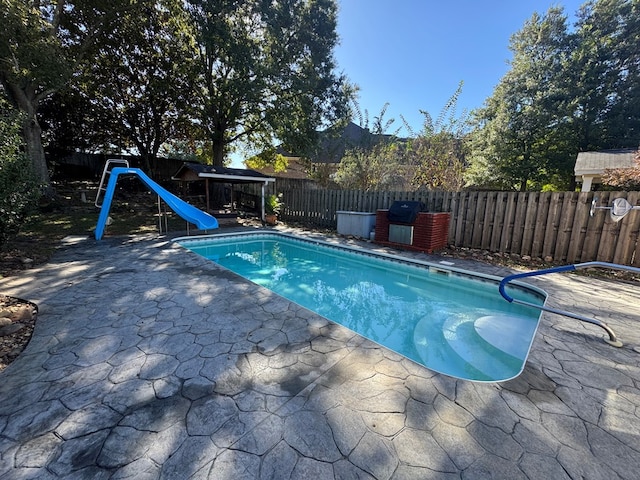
left=499, top=262, right=640, bottom=348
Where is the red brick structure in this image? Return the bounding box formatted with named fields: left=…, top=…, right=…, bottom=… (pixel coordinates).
left=375, top=210, right=451, bottom=253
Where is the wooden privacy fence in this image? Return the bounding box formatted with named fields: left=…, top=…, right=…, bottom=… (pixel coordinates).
left=272, top=185, right=640, bottom=266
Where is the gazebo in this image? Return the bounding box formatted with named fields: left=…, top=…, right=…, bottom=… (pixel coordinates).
left=172, top=162, right=275, bottom=221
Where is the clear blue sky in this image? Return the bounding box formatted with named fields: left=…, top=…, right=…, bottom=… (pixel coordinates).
left=335, top=0, right=586, bottom=135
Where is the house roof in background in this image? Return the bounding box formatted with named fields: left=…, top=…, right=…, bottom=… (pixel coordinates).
left=172, top=162, right=275, bottom=183
left=574, top=149, right=637, bottom=175
left=267, top=122, right=398, bottom=165
left=312, top=121, right=399, bottom=164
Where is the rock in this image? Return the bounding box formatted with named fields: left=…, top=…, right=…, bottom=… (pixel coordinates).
left=544, top=255, right=553, bottom=263
left=522, top=255, right=532, bottom=261
left=0, top=309, right=11, bottom=318
left=0, top=318, right=12, bottom=327
left=22, top=258, right=34, bottom=267
left=13, top=306, right=35, bottom=321
left=0, top=323, right=25, bottom=336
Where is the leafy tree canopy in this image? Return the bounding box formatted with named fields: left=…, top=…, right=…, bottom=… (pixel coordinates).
left=467, top=7, right=572, bottom=191
left=0, top=0, right=132, bottom=187
left=42, top=0, right=199, bottom=176
left=406, top=82, right=469, bottom=191
left=186, top=0, right=353, bottom=166
left=467, top=0, right=640, bottom=191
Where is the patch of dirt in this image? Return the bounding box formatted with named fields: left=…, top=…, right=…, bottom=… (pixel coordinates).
left=439, top=246, right=640, bottom=284
left=0, top=295, right=38, bottom=372
left=0, top=242, right=50, bottom=279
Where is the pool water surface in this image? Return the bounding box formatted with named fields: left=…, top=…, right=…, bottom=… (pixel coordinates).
left=178, top=233, right=546, bottom=382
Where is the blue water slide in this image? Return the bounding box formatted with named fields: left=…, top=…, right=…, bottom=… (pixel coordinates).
left=95, top=167, right=218, bottom=240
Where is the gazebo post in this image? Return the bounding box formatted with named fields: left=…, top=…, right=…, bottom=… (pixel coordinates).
left=261, top=183, right=266, bottom=222
left=205, top=178, right=210, bottom=212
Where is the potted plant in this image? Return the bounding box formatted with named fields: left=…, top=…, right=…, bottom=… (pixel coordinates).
left=265, top=193, right=283, bottom=225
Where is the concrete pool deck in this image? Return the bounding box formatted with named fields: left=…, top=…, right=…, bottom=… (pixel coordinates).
left=1, top=226, right=639, bottom=479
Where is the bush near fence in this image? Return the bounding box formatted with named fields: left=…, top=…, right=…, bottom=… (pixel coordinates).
left=256, top=179, right=640, bottom=266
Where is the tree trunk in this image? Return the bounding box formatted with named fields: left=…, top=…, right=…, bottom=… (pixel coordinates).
left=212, top=139, right=225, bottom=167
left=209, top=136, right=227, bottom=208
left=3, top=81, right=51, bottom=189
left=22, top=110, right=51, bottom=187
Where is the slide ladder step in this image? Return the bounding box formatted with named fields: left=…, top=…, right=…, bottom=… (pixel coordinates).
left=95, top=159, right=130, bottom=208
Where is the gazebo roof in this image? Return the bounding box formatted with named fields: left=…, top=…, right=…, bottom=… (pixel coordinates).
left=574, top=149, right=637, bottom=176
left=172, top=162, right=275, bottom=184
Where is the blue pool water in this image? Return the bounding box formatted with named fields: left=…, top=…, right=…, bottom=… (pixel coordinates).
left=177, top=233, right=546, bottom=382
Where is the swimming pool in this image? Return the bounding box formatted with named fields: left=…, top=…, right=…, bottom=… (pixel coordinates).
left=177, top=232, right=546, bottom=382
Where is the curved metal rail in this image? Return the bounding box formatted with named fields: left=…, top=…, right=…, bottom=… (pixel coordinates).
left=499, top=262, right=640, bottom=347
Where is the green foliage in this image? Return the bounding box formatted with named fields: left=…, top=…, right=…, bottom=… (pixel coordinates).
left=0, top=1, right=71, bottom=97
left=407, top=133, right=467, bottom=191
left=336, top=89, right=470, bottom=192
left=0, top=0, right=133, bottom=185
left=265, top=193, right=283, bottom=216
left=406, top=82, right=469, bottom=191
left=467, top=7, right=573, bottom=191
left=42, top=0, right=197, bottom=176
left=352, top=101, right=401, bottom=138
left=569, top=0, right=640, bottom=150
left=334, top=142, right=409, bottom=191
left=333, top=102, right=410, bottom=190
left=245, top=149, right=290, bottom=173
left=0, top=96, right=40, bottom=244
left=602, top=150, right=640, bottom=190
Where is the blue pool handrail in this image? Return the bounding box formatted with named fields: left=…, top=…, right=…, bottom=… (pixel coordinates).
left=499, top=262, right=640, bottom=348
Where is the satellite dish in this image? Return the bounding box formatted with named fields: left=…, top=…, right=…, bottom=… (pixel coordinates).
left=610, top=198, right=633, bottom=222
left=590, top=197, right=639, bottom=221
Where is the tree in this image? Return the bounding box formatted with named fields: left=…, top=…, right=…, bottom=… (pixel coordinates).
left=186, top=0, right=352, bottom=167
left=334, top=142, right=409, bottom=191
left=405, top=82, right=469, bottom=191
left=466, top=7, right=573, bottom=191
left=76, top=0, right=198, bottom=176
left=568, top=0, right=640, bottom=151
left=602, top=148, right=640, bottom=189
left=0, top=0, right=129, bottom=187
left=334, top=102, right=408, bottom=191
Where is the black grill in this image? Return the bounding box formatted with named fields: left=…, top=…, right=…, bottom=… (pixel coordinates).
left=387, top=201, right=424, bottom=223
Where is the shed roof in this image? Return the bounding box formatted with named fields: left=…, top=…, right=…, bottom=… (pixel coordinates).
left=172, top=162, right=275, bottom=184
left=574, top=149, right=637, bottom=176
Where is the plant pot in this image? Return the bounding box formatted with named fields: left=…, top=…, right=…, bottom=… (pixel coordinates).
left=265, top=214, right=278, bottom=225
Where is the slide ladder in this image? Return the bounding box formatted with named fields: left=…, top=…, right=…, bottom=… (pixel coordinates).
left=499, top=262, right=640, bottom=347
left=95, top=159, right=130, bottom=208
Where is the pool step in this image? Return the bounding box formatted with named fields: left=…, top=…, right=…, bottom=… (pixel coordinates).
left=413, top=311, right=536, bottom=381
left=473, top=315, right=537, bottom=360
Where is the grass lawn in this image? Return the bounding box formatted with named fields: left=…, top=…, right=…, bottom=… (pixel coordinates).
left=1, top=184, right=188, bottom=278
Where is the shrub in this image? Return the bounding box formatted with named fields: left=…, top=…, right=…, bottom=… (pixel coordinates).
left=265, top=193, right=283, bottom=216
left=0, top=99, right=40, bottom=245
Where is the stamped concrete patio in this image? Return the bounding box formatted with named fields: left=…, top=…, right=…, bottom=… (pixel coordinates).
left=1, top=227, right=639, bottom=479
